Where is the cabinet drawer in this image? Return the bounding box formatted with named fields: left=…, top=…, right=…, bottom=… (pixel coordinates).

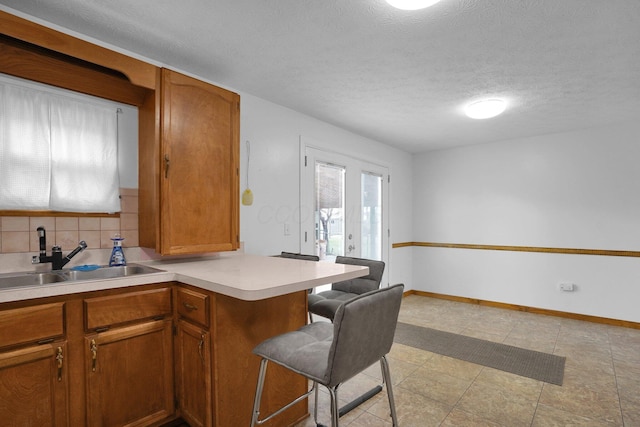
left=0, top=302, right=65, bottom=349
left=85, top=288, right=172, bottom=330
left=177, top=287, right=209, bottom=327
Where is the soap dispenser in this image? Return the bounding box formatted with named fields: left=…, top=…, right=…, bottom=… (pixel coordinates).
left=109, top=234, right=126, bottom=267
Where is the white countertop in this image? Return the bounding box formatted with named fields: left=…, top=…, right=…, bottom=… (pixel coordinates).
left=0, top=252, right=368, bottom=303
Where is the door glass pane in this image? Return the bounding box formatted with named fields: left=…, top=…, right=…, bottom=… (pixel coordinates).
left=315, top=162, right=345, bottom=259
left=361, top=172, right=382, bottom=261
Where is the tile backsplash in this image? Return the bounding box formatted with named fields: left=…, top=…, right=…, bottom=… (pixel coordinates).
left=0, top=188, right=139, bottom=254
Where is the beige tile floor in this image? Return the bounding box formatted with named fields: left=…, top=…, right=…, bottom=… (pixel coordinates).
left=294, top=294, right=640, bottom=427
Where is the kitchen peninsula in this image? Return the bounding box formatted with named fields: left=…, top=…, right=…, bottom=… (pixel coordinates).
left=0, top=253, right=368, bottom=426
left=0, top=252, right=366, bottom=303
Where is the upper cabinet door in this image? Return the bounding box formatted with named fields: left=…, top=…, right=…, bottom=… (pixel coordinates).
left=159, top=69, right=239, bottom=255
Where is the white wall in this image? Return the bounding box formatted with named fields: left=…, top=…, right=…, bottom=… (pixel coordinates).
left=238, top=93, right=414, bottom=289
left=412, top=121, right=640, bottom=322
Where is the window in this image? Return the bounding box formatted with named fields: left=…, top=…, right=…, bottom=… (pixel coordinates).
left=0, top=74, right=121, bottom=213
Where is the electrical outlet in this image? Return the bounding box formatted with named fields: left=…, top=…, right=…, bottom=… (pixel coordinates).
left=559, top=283, right=575, bottom=292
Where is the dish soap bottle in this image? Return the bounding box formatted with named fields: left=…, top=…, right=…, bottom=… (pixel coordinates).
left=109, top=234, right=126, bottom=267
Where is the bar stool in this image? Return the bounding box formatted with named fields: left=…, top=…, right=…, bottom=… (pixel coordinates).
left=308, top=256, right=385, bottom=321
left=250, top=284, right=403, bottom=427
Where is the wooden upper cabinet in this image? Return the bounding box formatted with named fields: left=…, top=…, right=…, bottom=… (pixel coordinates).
left=1, top=11, right=240, bottom=255
left=140, top=69, right=240, bottom=255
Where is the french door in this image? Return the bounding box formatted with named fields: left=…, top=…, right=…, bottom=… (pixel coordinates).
left=301, top=145, right=389, bottom=286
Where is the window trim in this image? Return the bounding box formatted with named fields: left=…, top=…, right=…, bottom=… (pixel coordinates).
left=0, top=210, right=120, bottom=218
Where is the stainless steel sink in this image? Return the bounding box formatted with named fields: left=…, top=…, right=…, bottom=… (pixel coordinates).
left=0, top=264, right=165, bottom=290
left=62, top=264, right=163, bottom=281
left=0, top=272, right=67, bottom=289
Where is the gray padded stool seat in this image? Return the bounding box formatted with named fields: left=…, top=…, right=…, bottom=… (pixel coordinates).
left=250, top=284, right=403, bottom=427
left=308, top=256, right=385, bottom=320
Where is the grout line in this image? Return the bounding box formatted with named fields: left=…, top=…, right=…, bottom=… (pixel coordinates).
left=608, top=329, right=626, bottom=426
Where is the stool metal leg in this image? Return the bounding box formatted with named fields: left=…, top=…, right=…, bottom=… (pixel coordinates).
left=251, top=359, right=269, bottom=427
left=380, top=356, right=399, bottom=427
left=328, top=386, right=339, bottom=427
left=251, top=358, right=319, bottom=426
left=314, top=381, right=320, bottom=426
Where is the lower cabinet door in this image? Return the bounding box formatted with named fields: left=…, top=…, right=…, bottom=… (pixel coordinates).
left=85, top=319, right=174, bottom=427
left=0, top=342, right=69, bottom=427
left=176, top=319, right=212, bottom=427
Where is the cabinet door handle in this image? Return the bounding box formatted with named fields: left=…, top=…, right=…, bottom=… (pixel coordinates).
left=164, top=155, right=170, bottom=178
left=198, top=334, right=205, bottom=362
left=55, top=346, right=64, bottom=382
left=183, top=302, right=198, bottom=311
left=90, top=339, right=98, bottom=372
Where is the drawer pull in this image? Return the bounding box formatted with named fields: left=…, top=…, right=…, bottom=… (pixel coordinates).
left=90, top=339, right=98, bottom=372
left=55, top=347, right=64, bottom=382
left=183, top=302, right=198, bottom=312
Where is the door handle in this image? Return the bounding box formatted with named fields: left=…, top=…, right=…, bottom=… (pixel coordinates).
left=90, top=339, right=98, bottom=372
left=56, top=347, right=64, bottom=382
left=198, top=334, right=206, bottom=362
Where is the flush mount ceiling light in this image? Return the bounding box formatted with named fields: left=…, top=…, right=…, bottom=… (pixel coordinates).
left=386, top=0, right=442, bottom=10
left=464, top=98, right=507, bottom=119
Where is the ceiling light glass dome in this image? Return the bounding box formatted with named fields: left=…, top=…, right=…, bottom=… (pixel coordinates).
left=386, top=0, right=442, bottom=10
left=464, top=99, right=507, bottom=119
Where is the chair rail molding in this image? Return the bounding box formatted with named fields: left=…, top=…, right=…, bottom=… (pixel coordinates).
left=392, top=241, right=640, bottom=258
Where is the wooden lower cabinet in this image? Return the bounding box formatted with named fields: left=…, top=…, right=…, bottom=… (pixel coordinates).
left=0, top=283, right=309, bottom=427
left=0, top=301, right=68, bottom=427
left=85, top=320, right=175, bottom=427
left=212, top=290, right=309, bottom=427
left=175, top=319, right=211, bottom=427
left=175, top=284, right=309, bottom=427
left=0, top=342, right=69, bottom=427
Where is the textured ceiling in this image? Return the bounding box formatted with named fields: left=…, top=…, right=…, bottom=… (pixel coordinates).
left=1, top=0, right=639, bottom=153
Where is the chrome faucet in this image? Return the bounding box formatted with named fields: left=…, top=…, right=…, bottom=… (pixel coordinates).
left=32, top=226, right=87, bottom=270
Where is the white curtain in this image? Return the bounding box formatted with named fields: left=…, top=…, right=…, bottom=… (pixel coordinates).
left=0, top=84, right=51, bottom=209
left=0, top=77, right=121, bottom=212
left=50, top=97, right=120, bottom=212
